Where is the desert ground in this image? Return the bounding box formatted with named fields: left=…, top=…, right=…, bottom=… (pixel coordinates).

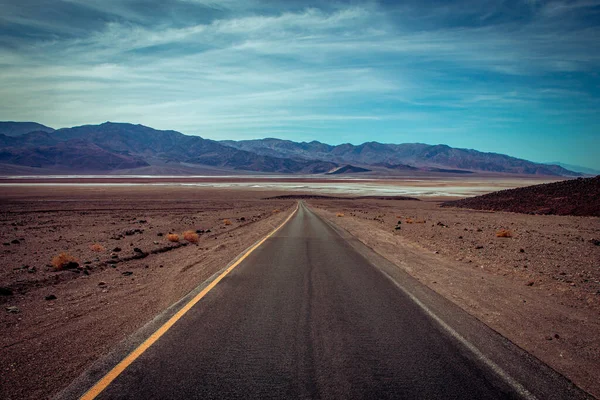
left=1, top=178, right=598, bottom=398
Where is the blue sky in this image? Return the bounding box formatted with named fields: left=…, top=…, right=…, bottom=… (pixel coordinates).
left=1, top=0, right=599, bottom=168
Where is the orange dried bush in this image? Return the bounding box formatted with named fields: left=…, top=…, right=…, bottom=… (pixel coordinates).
left=405, top=218, right=414, bottom=224
left=337, top=213, right=345, bottom=217
left=496, top=229, right=513, bottom=238
left=167, top=233, right=180, bottom=242
left=183, top=230, right=199, bottom=243
left=51, top=252, right=78, bottom=270
left=272, top=209, right=281, bottom=214
left=415, top=219, right=426, bottom=224
left=89, top=243, right=105, bottom=252
left=223, top=219, right=232, bottom=225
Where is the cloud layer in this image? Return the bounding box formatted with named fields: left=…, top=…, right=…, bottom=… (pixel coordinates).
left=1, top=0, right=599, bottom=167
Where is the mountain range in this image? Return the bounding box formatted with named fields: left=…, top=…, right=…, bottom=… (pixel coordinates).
left=0, top=121, right=581, bottom=176
left=544, top=161, right=600, bottom=176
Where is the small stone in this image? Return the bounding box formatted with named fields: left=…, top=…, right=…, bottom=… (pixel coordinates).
left=3, top=242, right=10, bottom=246
left=27, top=266, right=36, bottom=273
left=520, top=248, right=525, bottom=253
left=45, top=294, right=57, bottom=301
left=112, top=247, right=122, bottom=252
left=545, top=336, right=553, bottom=341
left=11, top=239, right=20, bottom=244
left=554, top=334, right=560, bottom=339
left=138, top=220, right=147, bottom=224
left=157, top=232, right=164, bottom=237
left=475, top=245, right=484, bottom=249
left=133, top=247, right=144, bottom=253
left=6, top=306, right=20, bottom=313
left=98, top=281, right=107, bottom=286
left=0, top=287, right=13, bottom=296
left=526, top=281, right=535, bottom=286
left=122, top=271, right=133, bottom=276
left=64, top=261, right=79, bottom=269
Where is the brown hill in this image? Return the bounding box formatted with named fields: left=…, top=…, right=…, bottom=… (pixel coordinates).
left=442, top=176, right=600, bottom=216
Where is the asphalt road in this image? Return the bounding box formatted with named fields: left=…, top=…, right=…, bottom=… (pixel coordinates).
left=87, top=203, right=561, bottom=399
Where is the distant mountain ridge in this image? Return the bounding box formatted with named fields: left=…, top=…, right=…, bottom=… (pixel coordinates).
left=0, top=122, right=336, bottom=173
left=0, top=121, right=580, bottom=176
left=0, top=122, right=55, bottom=137
left=221, top=138, right=578, bottom=176
left=545, top=162, right=600, bottom=176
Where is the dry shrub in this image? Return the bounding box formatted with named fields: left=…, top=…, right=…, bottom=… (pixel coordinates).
left=272, top=209, right=281, bottom=214
left=396, top=215, right=403, bottom=219
left=223, top=219, right=232, bottom=225
left=337, top=213, right=345, bottom=217
left=89, top=243, right=105, bottom=252
left=167, top=233, right=180, bottom=242
left=405, top=218, right=414, bottom=224
left=183, top=230, right=199, bottom=243
left=415, top=219, right=426, bottom=224
left=51, top=252, right=78, bottom=270
left=496, top=229, right=513, bottom=238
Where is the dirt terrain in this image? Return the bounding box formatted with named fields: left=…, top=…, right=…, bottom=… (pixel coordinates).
left=0, top=186, right=295, bottom=399
left=309, top=198, right=600, bottom=397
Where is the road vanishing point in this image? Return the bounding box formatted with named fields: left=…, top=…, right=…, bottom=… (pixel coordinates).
left=60, top=202, right=590, bottom=400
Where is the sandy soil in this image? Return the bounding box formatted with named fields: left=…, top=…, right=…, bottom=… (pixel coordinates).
left=0, top=186, right=295, bottom=399
left=309, top=198, right=600, bottom=397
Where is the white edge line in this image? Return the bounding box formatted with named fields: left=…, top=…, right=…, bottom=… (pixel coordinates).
left=381, top=270, right=538, bottom=400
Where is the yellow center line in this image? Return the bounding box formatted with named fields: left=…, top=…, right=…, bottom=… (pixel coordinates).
left=80, top=203, right=299, bottom=400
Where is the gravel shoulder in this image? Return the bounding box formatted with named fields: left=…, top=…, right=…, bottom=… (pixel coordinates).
left=309, top=198, right=600, bottom=398
left=0, top=186, right=295, bottom=400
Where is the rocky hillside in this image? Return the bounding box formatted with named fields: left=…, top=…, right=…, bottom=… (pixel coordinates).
left=442, top=176, right=600, bottom=216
